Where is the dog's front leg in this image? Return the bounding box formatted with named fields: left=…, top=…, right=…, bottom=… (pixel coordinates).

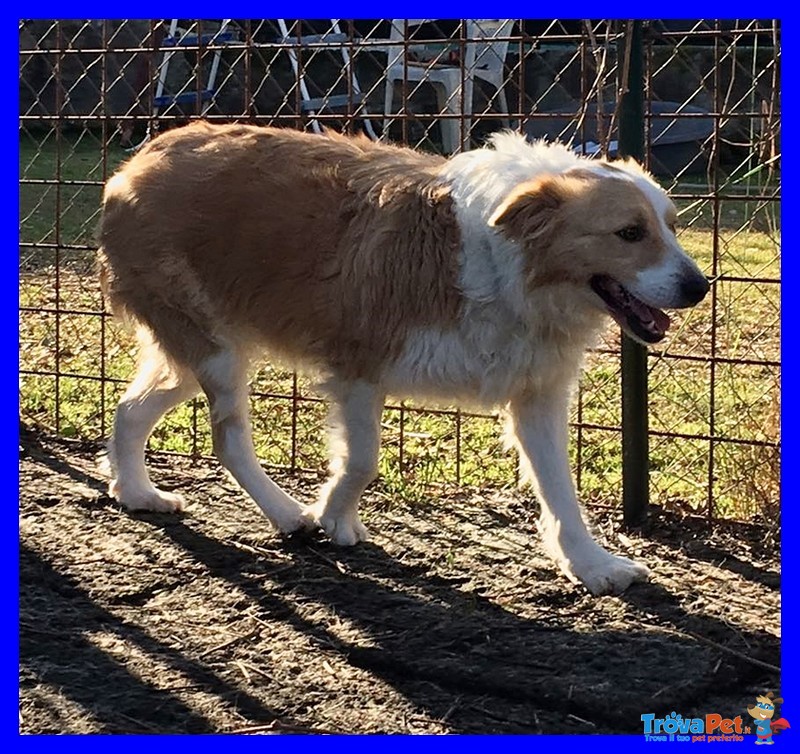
left=507, top=392, right=650, bottom=595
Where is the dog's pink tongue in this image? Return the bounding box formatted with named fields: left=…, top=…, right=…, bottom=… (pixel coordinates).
left=652, top=307, right=671, bottom=333
left=629, top=296, right=671, bottom=334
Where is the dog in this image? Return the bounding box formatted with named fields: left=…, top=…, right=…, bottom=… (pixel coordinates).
left=98, top=122, right=708, bottom=595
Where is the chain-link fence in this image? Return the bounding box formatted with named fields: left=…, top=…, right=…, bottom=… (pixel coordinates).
left=19, top=19, right=780, bottom=522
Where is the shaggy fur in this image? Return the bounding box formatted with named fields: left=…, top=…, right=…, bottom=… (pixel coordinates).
left=99, top=122, right=708, bottom=595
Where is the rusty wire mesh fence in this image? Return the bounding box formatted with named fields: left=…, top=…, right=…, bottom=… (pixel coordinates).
left=19, top=19, right=780, bottom=521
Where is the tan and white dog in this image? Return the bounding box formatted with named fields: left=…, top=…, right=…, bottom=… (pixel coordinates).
left=98, top=122, right=708, bottom=595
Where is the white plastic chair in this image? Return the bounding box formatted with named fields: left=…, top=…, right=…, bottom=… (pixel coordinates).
left=382, top=19, right=514, bottom=153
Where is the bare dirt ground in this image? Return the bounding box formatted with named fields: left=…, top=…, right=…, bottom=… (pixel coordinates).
left=20, top=426, right=780, bottom=735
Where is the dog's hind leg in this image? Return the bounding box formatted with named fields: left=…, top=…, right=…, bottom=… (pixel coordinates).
left=507, top=390, right=650, bottom=595
left=107, top=332, right=199, bottom=512
left=197, top=347, right=307, bottom=534
left=302, top=380, right=384, bottom=545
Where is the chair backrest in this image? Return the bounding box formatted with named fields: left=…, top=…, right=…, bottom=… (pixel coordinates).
left=386, top=19, right=437, bottom=68
left=466, top=19, right=514, bottom=74
left=387, top=19, right=514, bottom=72
left=387, top=19, right=431, bottom=42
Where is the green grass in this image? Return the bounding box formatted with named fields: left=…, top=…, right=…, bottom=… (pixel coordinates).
left=19, top=132, right=781, bottom=520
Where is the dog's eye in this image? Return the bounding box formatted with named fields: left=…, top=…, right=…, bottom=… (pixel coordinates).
left=668, top=222, right=677, bottom=234
left=616, top=225, right=645, bottom=242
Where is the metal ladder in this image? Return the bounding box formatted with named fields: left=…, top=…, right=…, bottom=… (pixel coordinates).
left=276, top=19, right=377, bottom=138
left=130, top=19, right=236, bottom=150
left=152, top=19, right=236, bottom=114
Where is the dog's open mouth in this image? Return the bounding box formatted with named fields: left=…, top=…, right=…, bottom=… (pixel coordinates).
left=590, top=274, right=671, bottom=344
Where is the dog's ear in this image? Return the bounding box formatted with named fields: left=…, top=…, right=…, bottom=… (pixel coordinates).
left=489, top=174, right=587, bottom=241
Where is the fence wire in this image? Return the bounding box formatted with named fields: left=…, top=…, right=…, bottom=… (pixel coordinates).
left=19, top=19, right=781, bottom=522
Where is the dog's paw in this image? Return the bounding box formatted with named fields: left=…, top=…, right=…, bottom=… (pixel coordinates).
left=559, top=546, right=650, bottom=596
left=110, top=480, right=186, bottom=513
left=301, top=503, right=369, bottom=546
left=268, top=502, right=313, bottom=535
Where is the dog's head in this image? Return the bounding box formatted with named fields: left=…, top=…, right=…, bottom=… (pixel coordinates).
left=488, top=162, right=709, bottom=344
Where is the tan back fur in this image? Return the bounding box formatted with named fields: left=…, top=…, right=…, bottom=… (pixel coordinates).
left=99, top=122, right=464, bottom=379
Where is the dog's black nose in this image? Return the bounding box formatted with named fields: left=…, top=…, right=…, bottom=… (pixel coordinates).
left=680, top=274, right=710, bottom=307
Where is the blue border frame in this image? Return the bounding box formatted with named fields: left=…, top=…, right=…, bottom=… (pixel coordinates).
left=13, top=7, right=789, bottom=747
left=776, top=9, right=793, bottom=746
left=10, top=8, right=22, bottom=748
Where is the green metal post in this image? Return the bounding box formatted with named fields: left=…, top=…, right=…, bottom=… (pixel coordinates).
left=617, top=21, right=649, bottom=527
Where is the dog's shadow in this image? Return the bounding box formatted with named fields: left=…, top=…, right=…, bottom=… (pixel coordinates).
left=20, top=440, right=780, bottom=733
left=146, top=512, right=779, bottom=733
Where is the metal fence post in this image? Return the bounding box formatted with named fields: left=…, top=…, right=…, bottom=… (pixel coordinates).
left=618, top=20, right=649, bottom=526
